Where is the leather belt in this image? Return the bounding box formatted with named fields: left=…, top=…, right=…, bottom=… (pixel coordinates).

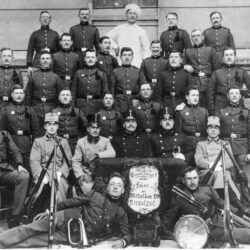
left=192, top=72, right=211, bottom=78
left=183, top=131, right=203, bottom=137
left=60, top=76, right=73, bottom=80
left=225, top=133, right=247, bottom=139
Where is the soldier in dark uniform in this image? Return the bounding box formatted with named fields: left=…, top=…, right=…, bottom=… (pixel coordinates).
left=112, top=109, right=152, bottom=158
left=208, top=47, right=250, bottom=115
left=0, top=48, right=23, bottom=106
left=0, top=130, right=29, bottom=228
left=159, top=51, right=193, bottom=114
left=95, top=92, right=122, bottom=140
left=139, top=40, right=168, bottom=103
left=52, top=33, right=82, bottom=89
left=151, top=107, right=186, bottom=161
left=204, top=11, right=235, bottom=64
left=0, top=85, right=39, bottom=172
left=96, top=36, right=119, bottom=90
left=110, top=47, right=140, bottom=113
left=27, top=11, right=60, bottom=75
left=132, top=83, right=162, bottom=135
left=52, top=88, right=88, bottom=153
left=183, top=29, right=221, bottom=108
left=25, top=51, right=63, bottom=128
left=160, top=12, right=192, bottom=59
left=0, top=172, right=132, bottom=248
left=175, top=86, right=208, bottom=165
left=69, top=8, right=100, bottom=62
left=71, top=49, right=108, bottom=116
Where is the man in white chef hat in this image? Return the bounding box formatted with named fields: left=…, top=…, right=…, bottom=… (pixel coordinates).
left=106, top=3, right=150, bottom=68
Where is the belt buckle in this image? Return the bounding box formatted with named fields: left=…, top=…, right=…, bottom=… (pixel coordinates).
left=198, top=72, right=205, bottom=77
left=87, top=95, right=93, bottom=100
left=3, top=96, right=8, bottom=101
left=170, top=92, right=176, bottom=97
left=195, top=132, right=201, bottom=137
left=231, top=133, right=237, bottom=139
left=152, top=78, right=157, bottom=84
left=63, top=134, right=69, bottom=139
left=146, top=128, right=152, bottom=133
left=126, top=90, right=131, bottom=95
left=41, top=97, right=46, bottom=102
left=81, top=47, right=87, bottom=52
left=65, top=75, right=71, bottom=80
left=17, top=130, right=23, bottom=135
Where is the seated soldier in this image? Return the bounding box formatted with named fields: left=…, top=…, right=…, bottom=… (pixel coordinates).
left=161, top=167, right=250, bottom=245
left=30, top=113, right=72, bottom=216
left=72, top=114, right=116, bottom=186
left=0, top=172, right=132, bottom=249
left=112, top=110, right=152, bottom=158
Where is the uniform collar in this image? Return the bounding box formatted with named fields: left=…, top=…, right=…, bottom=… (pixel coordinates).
left=206, top=136, right=221, bottom=144
left=170, top=66, right=182, bottom=71
left=186, top=103, right=198, bottom=108
left=161, top=128, right=175, bottom=136
left=60, top=103, right=71, bottom=108
left=193, top=43, right=204, bottom=48
left=100, top=51, right=110, bottom=56
left=87, top=135, right=100, bottom=144
left=124, top=130, right=137, bottom=137
left=12, top=101, right=24, bottom=106
left=40, top=67, right=51, bottom=72
left=61, top=48, right=72, bottom=53
left=85, top=65, right=96, bottom=70
left=224, top=64, right=236, bottom=68
left=229, top=102, right=241, bottom=108
left=122, top=64, right=131, bottom=68
left=168, top=25, right=177, bottom=31
left=41, top=25, right=50, bottom=30
left=80, top=21, right=89, bottom=26
left=151, top=55, right=161, bottom=59
left=212, top=25, right=222, bottom=30
left=0, top=65, right=13, bottom=69
left=44, top=133, right=58, bottom=140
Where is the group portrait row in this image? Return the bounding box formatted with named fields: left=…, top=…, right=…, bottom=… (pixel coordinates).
left=1, top=2, right=250, bottom=249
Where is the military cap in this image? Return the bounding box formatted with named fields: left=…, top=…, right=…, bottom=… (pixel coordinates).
left=44, top=112, right=59, bottom=124
left=159, top=107, right=173, bottom=120
left=207, top=116, right=220, bottom=127
left=122, top=109, right=136, bottom=122
left=87, top=114, right=101, bottom=127
left=125, top=4, right=142, bottom=17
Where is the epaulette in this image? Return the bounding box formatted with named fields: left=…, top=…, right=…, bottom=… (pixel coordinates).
left=132, top=65, right=140, bottom=70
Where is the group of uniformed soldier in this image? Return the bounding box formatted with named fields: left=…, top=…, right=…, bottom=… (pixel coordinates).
left=1, top=2, right=250, bottom=248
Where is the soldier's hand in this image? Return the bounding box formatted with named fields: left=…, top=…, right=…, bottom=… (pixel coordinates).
left=33, top=209, right=49, bottom=221
left=56, top=171, right=62, bottom=183
left=78, top=175, right=85, bottom=185
left=183, top=64, right=194, bottom=73
left=18, top=165, right=28, bottom=173
left=173, top=153, right=185, bottom=161
left=27, top=67, right=33, bottom=76
left=245, top=154, right=250, bottom=162
left=112, top=239, right=125, bottom=249
left=175, top=102, right=185, bottom=111
left=43, top=174, right=49, bottom=184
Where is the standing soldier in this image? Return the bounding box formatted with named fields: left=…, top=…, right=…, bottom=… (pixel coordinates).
left=139, top=40, right=168, bottom=103
left=96, top=36, right=119, bottom=89
left=160, top=12, right=192, bottom=59
left=112, top=110, right=152, bottom=158
left=52, top=33, right=82, bottom=89
left=0, top=85, right=39, bottom=172
left=27, top=11, right=60, bottom=75
left=183, top=29, right=221, bottom=108
left=71, top=49, right=108, bottom=116
left=0, top=48, right=23, bottom=106
left=132, top=83, right=162, bottom=135
left=204, top=11, right=235, bottom=64
left=95, top=92, right=122, bottom=140
left=175, top=86, right=208, bottom=165
left=25, top=51, right=63, bottom=128
left=160, top=51, right=193, bottom=114
left=69, top=8, right=100, bottom=62
left=52, top=88, right=87, bottom=153
left=208, top=47, right=250, bottom=115
left=110, top=47, right=140, bottom=113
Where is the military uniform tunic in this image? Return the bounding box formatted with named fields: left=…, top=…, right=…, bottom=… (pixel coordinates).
left=111, top=65, right=140, bottom=113
left=27, top=26, right=60, bottom=68
left=52, top=49, right=82, bottom=89
left=160, top=26, right=192, bottom=59
left=139, top=55, right=168, bottom=103
left=71, top=67, right=109, bottom=115
left=208, top=65, right=250, bottom=115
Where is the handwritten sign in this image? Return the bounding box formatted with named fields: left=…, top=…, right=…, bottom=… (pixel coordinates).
left=127, top=164, right=161, bottom=214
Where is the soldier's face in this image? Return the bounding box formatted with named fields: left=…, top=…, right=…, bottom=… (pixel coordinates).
left=79, top=10, right=90, bottom=22
left=1, top=49, right=13, bottom=66
left=44, top=122, right=59, bottom=135
left=40, top=53, right=52, bottom=69
left=103, top=94, right=114, bottom=108
left=151, top=43, right=162, bottom=57
left=126, top=10, right=138, bottom=24
left=123, top=119, right=137, bottom=132
left=39, top=13, right=51, bottom=26
left=140, top=84, right=152, bottom=99
left=84, top=52, right=97, bottom=66
left=207, top=125, right=220, bottom=138
left=107, top=177, right=124, bottom=198
left=100, top=38, right=111, bottom=52
left=210, top=13, right=222, bottom=28
left=160, top=117, right=174, bottom=130
left=121, top=51, right=133, bottom=65
left=223, top=49, right=235, bottom=65
left=59, top=90, right=72, bottom=105
left=228, top=89, right=241, bottom=104
left=60, top=36, right=73, bottom=49
left=186, top=90, right=199, bottom=105
left=182, top=170, right=199, bottom=191
left=87, top=125, right=100, bottom=137
left=166, top=14, right=178, bottom=27
left=169, top=52, right=182, bottom=68
left=191, top=30, right=204, bottom=46
left=11, top=89, right=25, bottom=103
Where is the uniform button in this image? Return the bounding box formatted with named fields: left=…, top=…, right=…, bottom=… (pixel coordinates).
left=161, top=147, right=164, bottom=149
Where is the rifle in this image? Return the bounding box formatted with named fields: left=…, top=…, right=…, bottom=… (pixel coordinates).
left=221, top=146, right=239, bottom=248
